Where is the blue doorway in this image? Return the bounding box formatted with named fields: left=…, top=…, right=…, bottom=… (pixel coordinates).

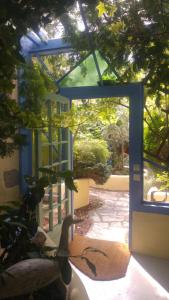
left=60, top=83, right=144, bottom=248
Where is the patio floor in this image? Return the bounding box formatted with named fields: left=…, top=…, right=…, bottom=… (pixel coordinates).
left=85, top=188, right=129, bottom=243
left=72, top=188, right=169, bottom=300
left=75, top=187, right=129, bottom=244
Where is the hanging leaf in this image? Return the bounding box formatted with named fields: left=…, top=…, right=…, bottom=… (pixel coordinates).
left=43, top=246, right=58, bottom=252
left=60, top=259, right=72, bottom=284
left=82, top=246, right=107, bottom=257
left=38, top=167, right=54, bottom=175
left=58, top=170, right=78, bottom=192
left=96, top=2, right=106, bottom=17
left=3, top=221, right=27, bottom=229
left=38, top=176, right=50, bottom=187
left=81, top=257, right=97, bottom=276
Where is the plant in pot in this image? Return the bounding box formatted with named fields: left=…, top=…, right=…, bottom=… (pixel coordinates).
left=0, top=65, right=90, bottom=299
left=1, top=169, right=104, bottom=300
left=73, top=138, right=112, bottom=209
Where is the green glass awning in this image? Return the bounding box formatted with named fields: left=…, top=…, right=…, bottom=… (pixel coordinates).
left=59, top=51, right=109, bottom=87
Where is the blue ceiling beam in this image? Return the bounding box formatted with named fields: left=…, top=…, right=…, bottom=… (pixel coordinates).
left=29, top=38, right=72, bottom=56
left=60, top=82, right=143, bottom=100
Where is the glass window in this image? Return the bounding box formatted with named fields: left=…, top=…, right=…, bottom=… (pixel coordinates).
left=33, top=95, right=71, bottom=235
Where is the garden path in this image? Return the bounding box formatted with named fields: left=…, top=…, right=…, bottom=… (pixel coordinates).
left=75, top=187, right=129, bottom=244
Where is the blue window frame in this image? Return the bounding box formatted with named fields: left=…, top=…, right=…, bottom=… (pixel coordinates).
left=60, top=84, right=169, bottom=217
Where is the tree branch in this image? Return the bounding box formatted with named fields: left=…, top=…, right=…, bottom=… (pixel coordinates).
left=156, top=128, right=169, bottom=156
left=144, top=149, right=167, bottom=164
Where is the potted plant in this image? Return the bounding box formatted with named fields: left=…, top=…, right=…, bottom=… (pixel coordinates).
left=0, top=171, right=93, bottom=300
left=73, top=139, right=112, bottom=209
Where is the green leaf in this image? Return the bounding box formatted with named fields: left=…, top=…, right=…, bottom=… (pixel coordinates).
left=65, top=177, right=78, bottom=192
left=83, top=247, right=107, bottom=257
left=38, top=167, right=54, bottom=175
left=96, top=2, right=106, bottom=17
left=3, top=221, right=27, bottom=229
left=60, top=260, right=72, bottom=284
left=38, top=176, right=50, bottom=187
left=43, top=246, right=58, bottom=252
left=81, top=257, right=97, bottom=276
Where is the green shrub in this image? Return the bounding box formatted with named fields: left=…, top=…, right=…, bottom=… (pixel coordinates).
left=156, top=171, right=169, bottom=191
left=73, top=139, right=112, bottom=184
left=74, top=139, right=110, bottom=164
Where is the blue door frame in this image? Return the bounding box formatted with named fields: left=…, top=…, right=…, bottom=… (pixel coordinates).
left=60, top=83, right=144, bottom=248
left=19, top=82, right=144, bottom=246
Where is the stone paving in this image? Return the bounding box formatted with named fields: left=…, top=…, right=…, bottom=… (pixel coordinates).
left=86, top=187, right=129, bottom=244
left=73, top=188, right=169, bottom=300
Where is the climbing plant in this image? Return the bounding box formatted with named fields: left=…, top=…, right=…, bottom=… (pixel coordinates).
left=0, top=62, right=56, bottom=158
left=0, top=0, right=97, bottom=157
left=59, top=0, right=169, bottom=168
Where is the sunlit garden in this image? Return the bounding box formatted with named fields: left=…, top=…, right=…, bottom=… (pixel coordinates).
left=0, top=1, right=169, bottom=299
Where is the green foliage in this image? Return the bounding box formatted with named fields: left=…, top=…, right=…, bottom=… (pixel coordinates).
left=61, top=99, right=119, bottom=143
left=73, top=139, right=112, bottom=184
left=0, top=95, right=42, bottom=157
left=74, top=139, right=110, bottom=165
left=94, top=0, right=169, bottom=98
left=20, top=62, right=56, bottom=114
left=0, top=62, right=57, bottom=158
left=68, top=100, right=129, bottom=173
left=0, top=0, right=76, bottom=158
left=39, top=168, right=77, bottom=192
left=102, top=107, right=129, bottom=170
left=144, top=111, right=165, bottom=153
left=84, top=163, right=112, bottom=185
left=0, top=0, right=76, bottom=94
left=144, top=97, right=169, bottom=166
left=156, top=171, right=169, bottom=191
left=0, top=168, right=77, bottom=271
left=66, top=0, right=169, bottom=169
left=0, top=0, right=97, bottom=95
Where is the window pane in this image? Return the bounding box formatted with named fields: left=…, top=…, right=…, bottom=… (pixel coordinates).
left=61, top=143, right=68, bottom=160
left=42, top=146, right=49, bottom=166
left=52, top=128, right=58, bottom=142
left=52, top=145, right=59, bottom=164
left=143, top=161, right=169, bottom=203
left=42, top=187, right=50, bottom=232
left=61, top=201, right=67, bottom=219
left=52, top=184, right=58, bottom=205
left=53, top=207, right=58, bottom=226
left=41, top=129, right=49, bottom=144
left=61, top=128, right=68, bottom=140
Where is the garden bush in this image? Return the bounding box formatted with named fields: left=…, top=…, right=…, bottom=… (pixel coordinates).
left=73, top=139, right=112, bottom=184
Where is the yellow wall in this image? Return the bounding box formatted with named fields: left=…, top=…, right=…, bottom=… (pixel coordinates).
left=90, top=175, right=129, bottom=191
left=0, top=151, right=20, bottom=204
left=73, top=179, right=90, bottom=209
left=131, top=211, right=169, bottom=259
left=0, top=83, right=20, bottom=204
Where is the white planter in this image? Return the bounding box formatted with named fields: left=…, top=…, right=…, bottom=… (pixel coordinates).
left=73, top=179, right=90, bottom=209
left=147, top=186, right=169, bottom=202
left=90, top=175, right=129, bottom=191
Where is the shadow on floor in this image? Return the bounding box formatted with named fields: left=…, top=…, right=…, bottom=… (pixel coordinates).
left=73, top=188, right=169, bottom=299
left=133, top=253, right=169, bottom=293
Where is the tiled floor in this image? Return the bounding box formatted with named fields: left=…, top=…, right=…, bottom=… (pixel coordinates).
left=73, top=188, right=169, bottom=300
left=86, top=188, right=129, bottom=243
